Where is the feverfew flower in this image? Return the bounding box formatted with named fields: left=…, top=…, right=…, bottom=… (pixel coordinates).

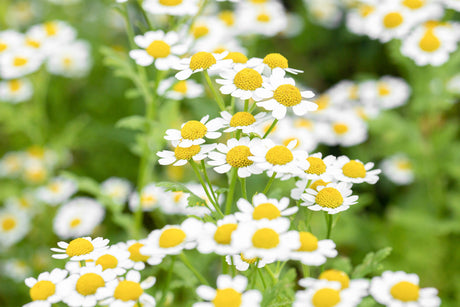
left=225, top=253, right=275, bottom=272
left=51, top=237, right=109, bottom=261
left=0, top=207, right=30, bottom=249
left=0, top=30, right=25, bottom=55
left=0, top=151, right=24, bottom=177
left=0, top=78, right=33, bottom=103
left=157, top=144, right=215, bottom=166
left=294, top=279, right=363, bottom=307
left=381, top=153, right=414, bottom=185
left=157, top=78, right=204, bottom=100
left=115, top=240, right=150, bottom=271
left=128, top=183, right=165, bottom=212
left=175, top=51, right=231, bottom=80
left=216, top=111, right=269, bottom=134
left=0, top=48, right=43, bottom=79
left=332, top=156, right=381, bottom=184
left=359, top=76, right=410, bottom=109
left=217, top=64, right=265, bottom=100
left=288, top=231, right=337, bottom=266
left=320, top=111, right=367, bottom=147
left=235, top=1, right=288, bottom=37
left=301, top=153, right=336, bottom=181
left=253, top=52, right=303, bottom=75
left=36, top=176, right=78, bottom=205
left=164, top=115, right=222, bottom=148
left=235, top=193, right=298, bottom=222
left=195, top=275, right=262, bottom=307
left=101, top=177, right=132, bottom=205
left=302, top=269, right=369, bottom=297
left=301, top=182, right=358, bottom=214
left=24, top=268, right=68, bottom=307
left=46, top=40, right=92, bottom=77
left=143, top=0, right=199, bottom=16
left=197, top=215, right=240, bottom=255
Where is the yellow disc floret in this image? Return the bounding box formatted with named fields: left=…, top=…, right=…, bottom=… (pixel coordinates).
left=70, top=218, right=81, bottom=228
left=212, top=288, right=242, bottom=307
left=419, top=29, right=441, bottom=52
left=402, top=0, right=424, bottom=9
left=13, top=57, right=28, bottom=67
left=8, top=80, right=21, bottom=92
left=311, top=288, right=341, bottom=307
left=189, top=52, right=216, bottom=70
left=306, top=157, right=326, bottom=175
left=2, top=217, right=16, bottom=231
left=252, top=203, right=281, bottom=220
left=146, top=40, right=170, bottom=59
left=44, top=22, right=58, bottom=36
left=226, top=145, right=253, bottom=168
left=383, top=12, right=404, bottom=29
left=192, top=25, right=209, bottom=39
left=76, top=273, right=105, bottom=296
left=159, top=0, right=183, bottom=6
left=180, top=120, right=207, bottom=140
left=333, top=123, right=348, bottom=135
left=230, top=112, right=256, bottom=127
left=296, top=232, right=318, bottom=252
left=128, top=243, right=149, bottom=262
left=319, top=270, right=350, bottom=289
left=173, top=81, right=188, bottom=94
left=219, top=11, right=235, bottom=27
left=159, top=228, right=186, bottom=248
left=257, top=13, right=271, bottom=23
left=233, top=68, right=263, bottom=91
left=114, top=281, right=143, bottom=301
left=225, top=52, right=248, bottom=64
left=273, top=84, right=302, bottom=107
left=263, top=53, right=288, bottom=69
left=378, top=83, right=391, bottom=96
left=30, top=280, right=56, bottom=301
left=252, top=228, right=280, bottom=249
left=314, top=95, right=329, bottom=111
left=96, top=254, right=118, bottom=271
left=174, top=145, right=201, bottom=161
left=359, top=5, right=375, bottom=17
left=213, top=223, right=238, bottom=245
left=265, top=145, right=293, bottom=165
left=240, top=253, right=258, bottom=264
left=390, top=281, right=420, bottom=302
left=315, top=188, right=343, bottom=209
left=310, top=179, right=330, bottom=191
left=66, top=238, right=94, bottom=257
left=342, top=160, right=366, bottom=178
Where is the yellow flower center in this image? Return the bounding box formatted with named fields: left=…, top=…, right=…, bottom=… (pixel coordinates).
left=225, top=52, right=248, bottom=64
left=240, top=253, right=258, bottom=264
left=30, top=280, right=56, bottom=301
left=192, top=25, right=209, bottom=39
left=383, top=12, right=404, bottom=29
left=315, top=95, right=329, bottom=111
left=230, top=112, right=255, bottom=127
left=390, top=281, right=420, bottom=302
left=189, top=52, right=216, bottom=70
left=19, top=197, right=31, bottom=208
left=319, top=270, right=350, bottom=289
left=342, top=160, right=366, bottom=178
left=180, top=120, right=207, bottom=140
left=306, top=157, right=326, bottom=175
left=13, top=57, right=28, bottom=67
left=226, top=145, right=254, bottom=168
left=378, top=82, right=391, bottom=96
left=173, top=191, right=184, bottom=203
left=212, top=288, right=242, bottom=307
left=252, top=228, right=280, bottom=249
left=63, top=57, right=73, bottom=68
left=263, top=53, right=288, bottom=69
left=265, top=145, right=293, bottom=165
left=396, top=160, right=412, bottom=170
left=282, top=138, right=300, bottom=149
left=257, top=13, right=271, bottom=23
left=28, top=146, right=45, bottom=158
left=349, top=85, right=359, bottom=100
left=114, top=281, right=143, bottom=301
left=251, top=0, right=268, bottom=3
left=333, top=123, right=348, bottom=135
left=219, top=11, right=235, bottom=26
left=140, top=194, right=157, bottom=207
left=402, top=0, right=424, bottom=9
left=419, top=29, right=441, bottom=52
left=145, top=40, right=170, bottom=59
left=25, top=39, right=41, bottom=49
left=159, top=228, right=186, bottom=248
left=26, top=168, right=47, bottom=183
left=66, top=238, right=95, bottom=257
left=310, top=179, right=329, bottom=191
left=233, top=68, right=263, bottom=91
left=76, top=273, right=105, bottom=296
left=158, top=0, right=183, bottom=6
left=173, top=80, right=188, bottom=94
left=2, top=217, right=17, bottom=231
left=296, top=232, right=318, bottom=252
left=273, top=84, right=302, bottom=107
left=213, top=47, right=227, bottom=54
left=311, top=288, right=341, bottom=307
left=252, top=203, right=281, bottom=220
left=294, top=119, right=313, bottom=129
left=315, top=188, right=343, bottom=209
left=174, top=145, right=201, bottom=160
left=44, top=22, right=57, bottom=36
left=70, top=218, right=81, bottom=228
left=359, top=5, right=375, bottom=17
left=96, top=254, right=118, bottom=270
left=213, top=223, right=238, bottom=245
left=128, top=243, right=149, bottom=262
left=0, top=42, right=7, bottom=52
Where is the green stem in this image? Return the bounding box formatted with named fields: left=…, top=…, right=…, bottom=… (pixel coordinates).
left=262, top=172, right=277, bottom=194
left=244, top=100, right=249, bottom=112
left=225, top=168, right=238, bottom=215
left=200, top=160, right=219, bottom=205
left=325, top=212, right=333, bottom=239
left=263, top=119, right=278, bottom=138
left=157, top=256, right=176, bottom=307
left=230, top=96, right=235, bottom=113
left=222, top=256, right=228, bottom=274
left=190, top=160, right=224, bottom=217
left=135, top=0, right=153, bottom=30
left=257, top=267, right=267, bottom=289
left=265, top=266, right=277, bottom=283
left=240, top=177, right=248, bottom=200
left=302, top=264, right=310, bottom=278
left=203, top=70, right=226, bottom=111
left=180, top=253, right=209, bottom=285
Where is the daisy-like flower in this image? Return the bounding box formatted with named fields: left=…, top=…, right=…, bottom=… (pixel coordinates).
left=53, top=197, right=105, bottom=239
left=101, top=177, right=132, bottom=205
left=235, top=1, right=288, bottom=37
left=235, top=193, right=298, bottom=222
left=326, top=80, right=361, bottom=107
left=164, top=115, right=222, bottom=148
left=128, top=183, right=166, bottom=212
left=51, top=237, right=109, bottom=261
left=24, top=145, right=58, bottom=168
left=332, top=156, right=381, bottom=184
left=143, top=0, right=199, bottom=16
left=225, top=253, right=275, bottom=272
left=197, top=215, right=241, bottom=255
left=26, top=21, right=77, bottom=50
left=255, top=68, right=316, bottom=119
left=194, top=275, right=262, bottom=307
left=248, top=53, right=303, bottom=75
left=129, top=30, right=187, bottom=70
left=0, top=48, right=43, bottom=79
left=302, top=269, right=369, bottom=296
left=346, top=2, right=377, bottom=36
left=60, top=264, right=116, bottom=307
left=250, top=139, right=309, bottom=180
left=300, top=152, right=337, bottom=181
left=157, top=143, right=215, bottom=166
left=291, top=178, right=332, bottom=200
left=22, top=159, right=49, bottom=184
left=216, top=111, right=269, bottom=134
left=46, top=40, right=92, bottom=77
left=400, top=0, right=444, bottom=24
left=359, top=76, right=411, bottom=109
left=185, top=183, right=222, bottom=217
left=5, top=192, right=36, bottom=213
left=0, top=207, right=30, bottom=248
left=231, top=218, right=299, bottom=260
left=216, top=63, right=266, bottom=100
left=0, top=78, right=33, bottom=104
left=300, top=182, right=358, bottom=214
left=175, top=51, right=231, bottom=80
left=288, top=231, right=338, bottom=265
left=101, top=270, right=156, bottom=307
left=157, top=77, right=204, bottom=100
left=370, top=271, right=441, bottom=307
left=0, top=30, right=24, bottom=56
left=115, top=239, right=151, bottom=270
left=35, top=176, right=78, bottom=205
left=320, top=111, right=368, bottom=147
left=0, top=151, right=24, bottom=177
left=24, top=268, right=68, bottom=307
left=3, top=259, right=31, bottom=282
left=269, top=117, right=319, bottom=153
left=306, top=0, right=343, bottom=29
left=381, top=153, right=414, bottom=185
left=142, top=218, right=203, bottom=259
left=293, top=279, right=363, bottom=307
left=208, top=137, right=263, bottom=178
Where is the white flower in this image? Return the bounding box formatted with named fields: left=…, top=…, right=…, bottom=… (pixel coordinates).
left=157, top=77, right=204, bottom=100
left=255, top=68, right=316, bottom=119
left=288, top=231, right=337, bottom=265
left=235, top=193, right=298, bottom=222
left=2, top=259, right=31, bottom=282
left=0, top=30, right=25, bottom=56
left=157, top=143, right=215, bottom=166
left=101, top=177, right=132, bottom=205
left=4, top=192, right=37, bottom=213
left=196, top=215, right=241, bottom=255
left=299, top=152, right=337, bottom=181
left=0, top=48, right=43, bottom=79
left=185, top=183, right=222, bottom=217
left=26, top=21, right=77, bottom=51
left=359, top=76, right=411, bottom=109
left=301, top=182, right=358, bottom=214
left=216, top=64, right=266, bottom=100
left=175, top=51, right=231, bottom=80
left=301, top=269, right=369, bottom=297
left=101, top=270, right=156, bottom=307
left=0, top=151, right=24, bottom=178
left=235, top=1, right=288, bottom=37
left=306, top=0, right=343, bottom=29
left=51, top=237, right=109, bottom=261
left=381, top=153, right=414, bottom=185
left=143, top=0, right=199, bottom=16
left=225, top=253, right=275, bottom=272
left=268, top=117, right=319, bottom=153
left=46, top=40, right=92, bottom=78
left=53, top=197, right=105, bottom=239
left=194, top=275, right=262, bottom=307
left=128, top=183, right=166, bottom=212
left=0, top=207, right=30, bottom=249
left=332, top=156, right=381, bottom=184
left=215, top=111, right=269, bottom=134
left=319, top=111, right=368, bottom=147
left=24, top=268, right=68, bottom=307
left=291, top=178, right=333, bottom=201
left=346, top=2, right=377, bottom=36
left=36, top=176, right=78, bottom=205
left=129, top=30, right=187, bottom=70
left=0, top=78, right=33, bottom=104
left=370, top=271, right=441, bottom=307
left=115, top=240, right=150, bottom=271
left=164, top=115, right=222, bottom=148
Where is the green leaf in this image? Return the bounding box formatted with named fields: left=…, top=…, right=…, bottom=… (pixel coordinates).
left=352, top=247, right=392, bottom=278
left=156, top=182, right=206, bottom=207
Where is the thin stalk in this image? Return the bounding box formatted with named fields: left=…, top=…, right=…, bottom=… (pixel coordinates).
left=240, top=177, right=248, bottom=200
left=265, top=266, right=277, bottom=283
left=203, top=70, right=226, bottom=111
left=222, top=256, right=228, bottom=274
left=262, top=172, right=277, bottom=194
left=225, top=168, right=238, bottom=215
left=190, top=160, right=224, bottom=217
left=157, top=256, right=176, bottom=307
left=200, top=160, right=219, bottom=205
left=244, top=100, right=249, bottom=112
left=180, top=253, right=209, bottom=286
left=230, top=96, right=235, bottom=113
left=263, top=119, right=278, bottom=138
left=302, top=264, right=310, bottom=278
left=325, top=212, right=333, bottom=239
left=257, top=268, right=267, bottom=289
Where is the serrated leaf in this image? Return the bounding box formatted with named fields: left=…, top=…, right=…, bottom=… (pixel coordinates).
left=352, top=247, right=392, bottom=278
